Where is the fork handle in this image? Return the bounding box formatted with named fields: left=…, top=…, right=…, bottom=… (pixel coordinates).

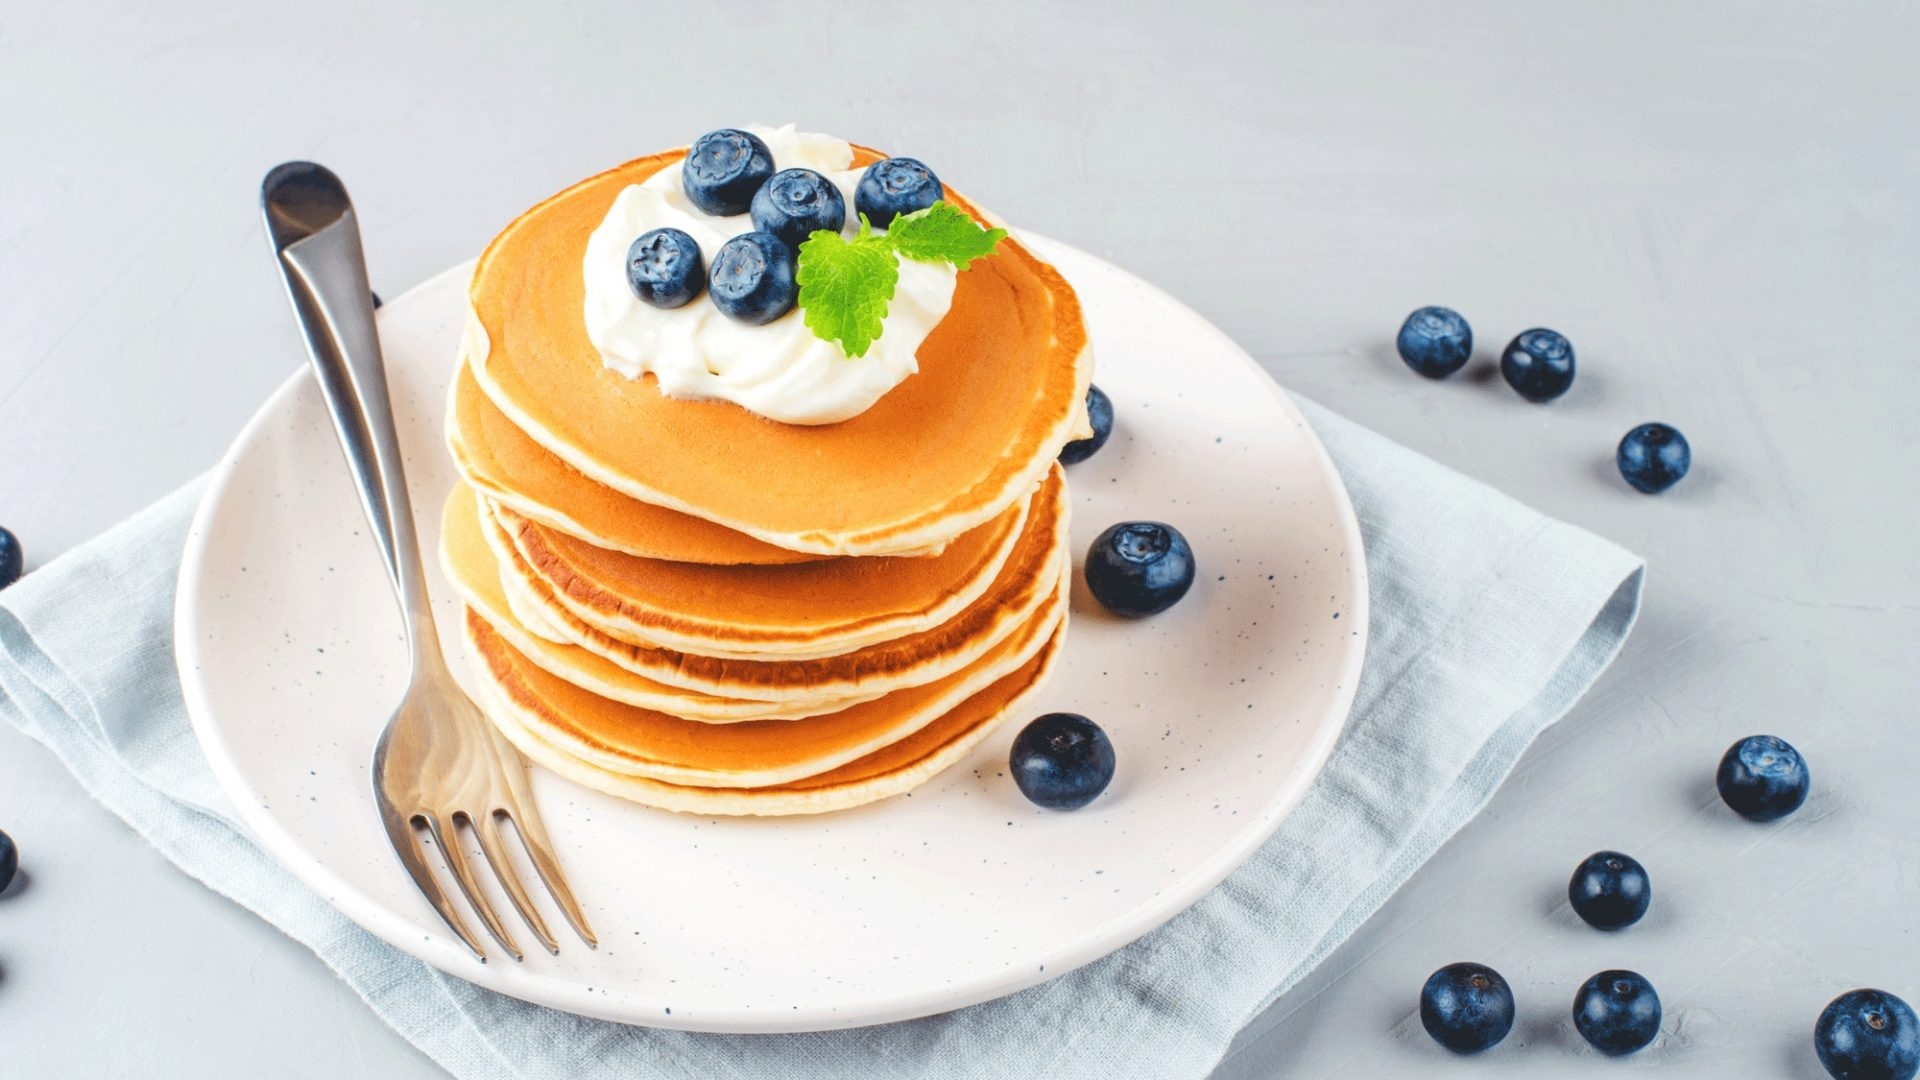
left=267, top=185, right=438, bottom=655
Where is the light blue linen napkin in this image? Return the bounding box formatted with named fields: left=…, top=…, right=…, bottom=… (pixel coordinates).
left=0, top=395, right=1642, bottom=1080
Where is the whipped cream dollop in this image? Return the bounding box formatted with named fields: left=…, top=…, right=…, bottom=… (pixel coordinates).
left=581, top=125, right=958, bottom=425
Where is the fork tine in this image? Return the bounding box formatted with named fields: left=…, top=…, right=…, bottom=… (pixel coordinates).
left=424, top=812, right=523, bottom=962
left=475, top=812, right=559, bottom=955
left=501, top=804, right=597, bottom=947
left=380, top=809, right=488, bottom=962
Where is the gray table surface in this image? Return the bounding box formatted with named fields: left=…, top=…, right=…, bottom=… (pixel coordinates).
left=3, top=2, right=1916, bottom=1076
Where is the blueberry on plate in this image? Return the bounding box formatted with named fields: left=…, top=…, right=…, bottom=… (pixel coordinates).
left=1396, top=306, right=1473, bottom=378
left=1084, top=522, right=1195, bottom=618
left=709, top=232, right=797, bottom=325
left=750, top=168, right=847, bottom=251
left=1573, top=970, right=1661, bottom=1055
left=1500, top=327, right=1575, bottom=402
left=1058, top=385, right=1114, bottom=465
left=626, top=228, right=705, bottom=309
left=1010, top=712, right=1115, bottom=810
left=1420, top=962, right=1515, bottom=1054
left=682, top=128, right=774, bottom=216
left=1817, top=989, right=1920, bottom=1080
left=0, top=526, right=21, bottom=588
left=1617, top=422, right=1691, bottom=494
left=0, top=828, right=16, bottom=893
left=1717, top=734, right=1810, bottom=821
left=1568, top=850, right=1650, bottom=930
left=856, top=157, right=943, bottom=230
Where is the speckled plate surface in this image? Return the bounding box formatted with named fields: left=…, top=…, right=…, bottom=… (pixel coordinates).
left=175, top=237, right=1368, bottom=1033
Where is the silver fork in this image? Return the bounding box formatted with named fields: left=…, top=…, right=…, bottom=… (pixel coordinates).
left=261, top=162, right=594, bottom=962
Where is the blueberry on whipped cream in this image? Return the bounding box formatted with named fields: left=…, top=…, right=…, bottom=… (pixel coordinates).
left=709, top=232, right=798, bottom=325
left=856, top=158, right=943, bottom=230
left=750, top=168, right=847, bottom=251
left=626, top=228, right=704, bottom=309
left=681, top=128, right=774, bottom=216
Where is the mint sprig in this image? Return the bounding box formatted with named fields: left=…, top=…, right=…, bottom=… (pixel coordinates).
left=796, top=201, right=1007, bottom=358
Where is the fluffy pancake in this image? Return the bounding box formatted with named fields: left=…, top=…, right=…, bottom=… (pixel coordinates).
left=441, top=484, right=879, bottom=722
left=466, top=607, right=1065, bottom=816
left=488, top=469, right=1034, bottom=660
left=447, top=364, right=832, bottom=565
left=464, top=145, right=1093, bottom=558
left=450, top=468, right=1068, bottom=705
left=460, top=567, right=1065, bottom=788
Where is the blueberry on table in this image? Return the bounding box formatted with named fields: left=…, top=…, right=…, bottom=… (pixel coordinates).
left=0, top=526, right=21, bottom=588
left=1817, top=989, right=1920, bottom=1080
left=1010, top=713, right=1115, bottom=810
left=856, top=157, right=943, bottom=230
left=0, top=828, right=15, bottom=893
left=1568, top=850, right=1650, bottom=930
left=1717, top=734, right=1810, bottom=821
left=682, top=128, right=775, bottom=216
left=1500, top=327, right=1576, bottom=402
left=750, top=168, right=847, bottom=251
left=626, top=228, right=705, bottom=309
left=1573, top=970, right=1661, bottom=1055
left=1084, top=522, right=1195, bottom=618
left=1396, top=306, right=1473, bottom=378
left=709, top=232, right=797, bottom=325
left=1058, top=384, right=1114, bottom=465
left=1419, top=962, right=1515, bottom=1053
left=1617, top=422, right=1691, bottom=494
left=370, top=290, right=383, bottom=309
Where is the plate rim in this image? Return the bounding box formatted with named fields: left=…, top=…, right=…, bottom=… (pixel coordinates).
left=175, top=236, right=1370, bottom=1032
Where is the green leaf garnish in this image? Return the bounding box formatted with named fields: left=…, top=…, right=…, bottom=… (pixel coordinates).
left=795, top=216, right=899, bottom=359
left=886, top=200, right=1009, bottom=270
left=795, top=200, right=1006, bottom=358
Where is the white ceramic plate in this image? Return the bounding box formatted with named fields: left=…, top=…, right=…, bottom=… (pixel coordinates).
left=176, top=237, right=1367, bottom=1033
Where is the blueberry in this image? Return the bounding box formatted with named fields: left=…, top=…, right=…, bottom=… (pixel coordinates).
left=1058, top=385, right=1114, bottom=465
left=1717, top=734, right=1810, bottom=821
left=370, top=290, right=383, bottom=310
left=1500, top=327, right=1576, bottom=402
left=1420, top=962, right=1515, bottom=1054
left=1010, top=713, right=1115, bottom=810
left=1817, top=989, right=1920, bottom=1080
left=1396, top=306, right=1473, bottom=378
left=0, top=526, right=21, bottom=588
left=708, top=232, right=797, bottom=325
left=1568, top=850, right=1651, bottom=930
left=1084, top=522, right=1195, bottom=618
left=856, top=157, right=943, bottom=230
left=682, top=129, right=774, bottom=216
left=1617, top=422, right=1691, bottom=494
left=0, top=828, right=14, bottom=893
left=1573, top=970, right=1661, bottom=1055
left=750, top=168, right=846, bottom=250
left=626, top=227, right=705, bottom=309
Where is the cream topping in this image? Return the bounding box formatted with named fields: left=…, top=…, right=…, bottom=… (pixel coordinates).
left=581, top=125, right=957, bottom=425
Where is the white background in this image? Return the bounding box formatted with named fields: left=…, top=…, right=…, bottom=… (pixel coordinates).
left=2, top=3, right=1916, bottom=1076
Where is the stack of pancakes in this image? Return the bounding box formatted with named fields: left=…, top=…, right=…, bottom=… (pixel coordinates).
left=439, top=146, right=1094, bottom=815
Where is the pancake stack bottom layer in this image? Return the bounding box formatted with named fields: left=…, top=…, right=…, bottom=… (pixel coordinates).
left=438, top=460, right=1072, bottom=817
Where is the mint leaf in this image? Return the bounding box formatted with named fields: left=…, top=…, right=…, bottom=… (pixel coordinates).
left=886, top=201, right=1008, bottom=270
left=796, top=217, right=898, bottom=358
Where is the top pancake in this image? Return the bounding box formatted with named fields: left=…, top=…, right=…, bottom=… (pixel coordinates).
left=465, top=145, right=1093, bottom=558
